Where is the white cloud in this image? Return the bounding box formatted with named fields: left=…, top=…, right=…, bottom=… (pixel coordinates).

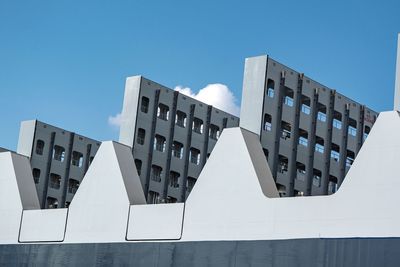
left=174, top=83, right=240, bottom=116
left=108, top=113, right=123, bottom=129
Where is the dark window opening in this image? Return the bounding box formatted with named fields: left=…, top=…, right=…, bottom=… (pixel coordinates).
left=71, top=151, right=84, bottom=167
left=172, top=141, right=184, bottom=159
left=364, top=125, right=371, bottom=141
left=36, top=140, right=45, bottom=155
left=169, top=171, right=180, bottom=188
left=192, top=118, right=204, bottom=134
left=263, top=149, right=269, bottom=161
left=301, top=95, right=311, bottom=115
left=166, top=196, right=177, bottom=203
left=141, top=97, right=149, bottom=113
left=331, top=143, right=340, bottom=162
left=176, top=111, right=187, bottom=127
left=189, top=148, right=201, bottom=165
left=53, top=145, right=65, bottom=162
left=134, top=159, right=142, bottom=176
left=209, top=124, right=220, bottom=140
left=313, top=169, right=322, bottom=187
left=276, top=183, right=286, bottom=197
left=154, top=134, right=166, bottom=152
left=346, top=150, right=355, bottom=167
left=278, top=155, right=288, bottom=173
left=49, top=173, right=61, bottom=189
left=47, top=197, right=58, bottom=209
left=315, top=136, right=324, bottom=153
left=151, top=165, right=162, bottom=182
left=32, top=168, right=41, bottom=184
left=328, top=175, right=338, bottom=194
left=157, top=103, right=170, bottom=120
left=266, top=79, right=275, bottom=98
left=281, top=121, right=291, bottom=139
left=298, top=128, right=308, bottom=147
left=137, top=128, right=145, bottom=145
left=284, top=87, right=294, bottom=107
left=264, top=114, right=272, bottom=131
left=296, top=162, right=306, bottom=181
left=68, top=178, right=79, bottom=194
left=148, top=191, right=160, bottom=204
left=348, top=118, right=357, bottom=137
left=333, top=110, right=342, bottom=129
left=317, top=103, right=327, bottom=122
left=187, top=177, right=196, bottom=193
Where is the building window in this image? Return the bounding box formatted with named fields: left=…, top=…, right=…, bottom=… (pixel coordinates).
left=301, top=95, right=311, bottom=115
left=278, top=155, right=288, bottom=173
left=68, top=179, right=80, bottom=194
left=148, top=191, right=160, bottom=204
left=276, top=183, right=286, bottom=197
left=192, top=118, right=204, bottom=134
left=141, top=97, right=149, bottom=113
left=281, top=121, right=291, bottom=139
left=348, top=118, right=357, bottom=137
left=263, top=149, right=269, bottom=161
left=295, top=190, right=304, bottom=197
left=134, top=159, right=142, bottom=176
left=333, top=110, right=342, bottom=129
left=313, top=169, right=322, bottom=187
left=298, top=129, right=308, bottom=147
left=346, top=150, right=355, bottom=167
left=47, top=197, right=58, bottom=209
left=32, top=168, right=41, bottom=184
left=172, top=141, right=184, bottom=159
left=283, top=87, right=294, bottom=107
left=53, top=145, right=65, bottom=162
left=71, top=151, right=84, bottom=167
left=315, top=136, right=324, bottom=153
left=151, top=165, right=162, bottom=182
left=157, top=103, right=169, bottom=120
left=137, top=128, right=145, bottom=145
left=209, top=124, right=220, bottom=140
left=166, top=196, right=177, bottom=203
left=36, top=140, right=45, bottom=155
left=317, top=103, right=327, bottom=122
left=328, top=175, right=338, bottom=194
left=65, top=202, right=71, bottom=208
left=296, top=162, right=306, bottom=181
left=89, top=156, right=95, bottom=166
left=364, top=125, right=371, bottom=141
left=169, top=171, right=180, bottom=188
left=189, top=148, right=201, bottom=165
left=266, top=79, right=275, bottom=98
left=49, top=173, right=61, bottom=189
left=330, top=143, right=340, bottom=162
left=154, top=134, right=166, bottom=152
left=264, top=114, right=272, bottom=131
left=187, top=177, right=196, bottom=193
left=176, top=111, right=187, bottom=127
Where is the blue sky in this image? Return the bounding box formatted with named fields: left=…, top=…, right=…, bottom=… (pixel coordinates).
left=0, top=0, right=399, bottom=150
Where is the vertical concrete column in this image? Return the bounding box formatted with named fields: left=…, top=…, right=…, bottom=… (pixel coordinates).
left=339, top=104, right=350, bottom=186
left=305, top=89, right=318, bottom=196
left=181, top=104, right=195, bottom=201
left=394, top=34, right=400, bottom=111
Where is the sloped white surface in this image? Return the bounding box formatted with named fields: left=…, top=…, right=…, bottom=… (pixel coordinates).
left=127, top=203, right=184, bottom=240
left=182, top=112, right=400, bottom=241
left=19, top=209, right=68, bottom=242
left=64, top=141, right=146, bottom=243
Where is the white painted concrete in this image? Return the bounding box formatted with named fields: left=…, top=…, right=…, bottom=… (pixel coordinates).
left=394, top=34, right=400, bottom=110
left=19, top=209, right=68, bottom=242
left=127, top=203, right=184, bottom=240
left=119, top=76, right=142, bottom=148
left=17, top=120, right=36, bottom=158
left=64, top=141, right=146, bottom=243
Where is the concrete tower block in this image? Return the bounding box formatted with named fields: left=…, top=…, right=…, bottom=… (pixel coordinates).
left=64, top=141, right=146, bottom=243
left=0, top=152, right=40, bottom=244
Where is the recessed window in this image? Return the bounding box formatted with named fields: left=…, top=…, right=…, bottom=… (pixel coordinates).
left=49, top=173, right=61, bottom=189
left=317, top=103, right=327, bottom=122
left=192, top=118, right=204, bottom=134
left=276, top=183, right=286, bottom=197
left=333, top=110, right=342, bottom=129
left=283, top=87, right=294, bottom=107
left=301, top=95, right=311, bottom=115
left=169, top=171, right=180, bottom=188
left=264, top=114, right=272, bottom=131
left=71, top=151, right=84, bottom=167
left=281, top=121, right=291, bottom=139
left=313, top=169, right=322, bottom=187
left=154, top=135, right=166, bottom=152
left=134, top=159, right=142, bottom=176
left=137, top=128, right=145, bottom=145
left=141, top=97, right=149, bottom=113
left=89, top=156, right=95, bottom=166
left=209, top=124, right=220, bottom=140
left=151, top=165, right=162, bottom=182
left=263, top=148, right=269, bottom=161
left=32, top=168, right=41, bottom=184
left=166, top=196, right=178, bottom=203
left=186, top=177, right=196, bottom=193
left=278, top=155, right=288, bottom=173
left=53, top=145, right=65, bottom=162
left=175, top=111, right=187, bottom=127
left=148, top=191, right=160, bottom=204
left=68, top=179, right=80, bottom=194
left=346, top=150, right=355, bottom=167
left=348, top=118, right=357, bottom=137
left=298, top=129, right=308, bottom=147
left=315, top=136, right=324, bottom=154
left=296, top=162, right=306, bottom=181
left=330, top=143, right=340, bottom=162
left=266, top=79, right=275, bottom=98
left=36, top=140, right=45, bottom=155
left=328, top=175, right=338, bottom=194
left=189, top=147, right=201, bottom=165
left=46, top=197, right=58, bottom=209
left=157, top=103, right=169, bottom=120
left=364, top=125, right=371, bottom=141
left=172, top=141, right=184, bottom=159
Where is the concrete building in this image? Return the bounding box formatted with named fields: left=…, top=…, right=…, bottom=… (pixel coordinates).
left=17, top=120, right=101, bottom=208
left=0, top=147, right=9, bottom=153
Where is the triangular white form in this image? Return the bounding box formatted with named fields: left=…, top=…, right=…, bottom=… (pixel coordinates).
left=64, top=141, right=146, bottom=243
left=0, top=152, right=39, bottom=244
left=181, top=111, right=400, bottom=241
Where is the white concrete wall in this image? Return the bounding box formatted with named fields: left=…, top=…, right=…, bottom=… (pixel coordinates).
left=16, top=120, right=36, bottom=158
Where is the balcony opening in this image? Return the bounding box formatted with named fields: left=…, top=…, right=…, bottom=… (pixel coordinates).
left=346, top=150, right=355, bottom=167
left=187, top=177, right=196, bottom=193
left=49, top=173, right=61, bottom=189
left=68, top=178, right=80, bottom=194
left=148, top=191, right=160, bottom=204
left=137, top=128, right=145, bottom=145
left=328, top=175, right=338, bottom=194
left=296, top=162, right=306, bottom=181
left=317, top=103, right=327, bottom=122
left=157, top=103, right=169, bottom=120
left=348, top=118, right=357, bottom=137
left=294, top=190, right=304, bottom=197
left=276, top=183, right=286, bottom=197
left=330, top=143, right=340, bottom=162
left=281, top=121, right=291, bottom=139
left=141, top=96, right=149, bottom=113
left=315, top=136, right=324, bottom=153
left=151, top=165, right=162, bottom=182
left=266, top=79, right=275, bottom=98
left=71, top=151, right=84, bottom=167
left=333, top=110, right=342, bottom=129
left=166, top=196, right=177, bottom=203
left=209, top=124, right=220, bottom=140
left=32, top=168, right=41, bottom=184
left=46, top=197, right=58, bottom=209
left=364, top=125, right=371, bottom=141
left=154, top=134, right=166, bottom=152
left=283, top=87, right=294, bottom=107
left=172, top=141, right=184, bottom=159
left=301, top=95, right=311, bottom=115
left=169, top=171, right=180, bottom=188
left=53, top=145, right=65, bottom=162
left=263, top=113, right=272, bottom=131
left=134, top=159, right=142, bottom=176
left=278, top=155, right=288, bottom=174
left=175, top=111, right=187, bottom=127
left=313, top=169, right=322, bottom=187
left=298, top=128, right=308, bottom=147
left=189, top=147, right=201, bottom=165
left=36, top=140, right=45, bottom=155
left=192, top=118, right=204, bottom=134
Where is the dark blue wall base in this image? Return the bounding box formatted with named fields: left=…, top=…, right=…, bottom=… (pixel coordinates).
left=1, top=238, right=399, bottom=266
